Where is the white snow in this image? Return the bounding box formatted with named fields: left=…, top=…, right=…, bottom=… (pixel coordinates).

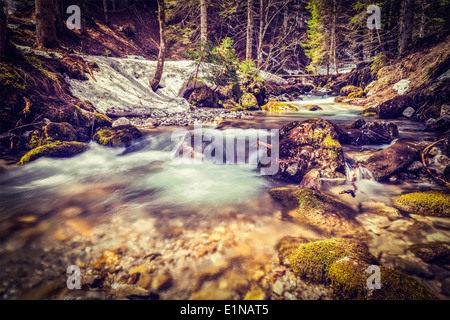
left=392, top=79, right=411, bottom=95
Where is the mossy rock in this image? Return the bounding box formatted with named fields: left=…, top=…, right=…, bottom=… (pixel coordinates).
left=42, top=104, right=89, bottom=129
left=340, top=85, right=362, bottom=96
left=44, top=122, right=77, bottom=142
left=334, top=97, right=348, bottom=103
left=239, top=92, right=259, bottom=110
left=394, top=191, right=450, bottom=217
left=94, top=113, right=113, bottom=129
left=305, top=105, right=323, bottom=111
left=19, top=141, right=88, bottom=164
left=288, top=238, right=377, bottom=283
left=93, top=125, right=142, bottom=148
left=222, top=99, right=244, bottom=111
left=328, top=259, right=437, bottom=300
left=261, top=100, right=297, bottom=112
left=188, top=86, right=218, bottom=108
left=348, top=89, right=365, bottom=99
left=219, top=83, right=243, bottom=102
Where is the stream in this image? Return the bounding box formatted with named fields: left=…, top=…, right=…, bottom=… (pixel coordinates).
left=0, top=96, right=449, bottom=300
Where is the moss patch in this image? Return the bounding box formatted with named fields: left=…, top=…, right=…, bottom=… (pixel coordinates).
left=394, top=191, right=450, bottom=217
left=93, top=125, right=142, bottom=148
left=239, top=92, right=259, bottom=110
left=288, top=238, right=377, bottom=283
left=261, top=100, right=298, bottom=112
left=19, top=141, right=88, bottom=164
left=44, top=122, right=77, bottom=142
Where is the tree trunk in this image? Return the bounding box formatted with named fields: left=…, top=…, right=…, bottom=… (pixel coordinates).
left=418, top=1, right=428, bottom=38
left=35, top=0, right=59, bottom=48
left=78, top=0, right=88, bottom=35
left=0, top=0, right=9, bottom=54
left=257, top=0, right=266, bottom=69
left=331, top=0, right=337, bottom=74
left=150, top=0, right=166, bottom=92
left=246, top=0, right=254, bottom=61
left=103, top=0, right=109, bottom=24
left=200, top=0, right=207, bottom=44
left=398, top=0, right=414, bottom=55
left=54, top=0, right=64, bottom=35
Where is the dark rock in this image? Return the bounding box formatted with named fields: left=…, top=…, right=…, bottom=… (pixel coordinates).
left=352, top=138, right=422, bottom=180
left=356, top=120, right=398, bottom=145
left=262, top=118, right=346, bottom=182
left=340, top=85, right=362, bottom=96
left=409, top=242, right=450, bottom=264
left=44, top=122, right=77, bottom=142
left=377, top=95, right=414, bottom=119
left=188, top=86, right=219, bottom=108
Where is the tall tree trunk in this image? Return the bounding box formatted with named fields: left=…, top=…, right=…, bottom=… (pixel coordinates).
left=257, top=0, right=266, bottom=69
left=54, top=0, right=64, bottom=35
left=398, top=0, right=414, bottom=55
left=246, top=0, right=254, bottom=61
left=78, top=0, right=88, bottom=35
left=150, top=0, right=166, bottom=92
left=418, top=1, right=428, bottom=38
left=331, top=0, right=337, bottom=74
left=200, top=0, right=207, bottom=44
left=103, top=0, right=109, bottom=24
left=0, top=0, right=9, bottom=54
left=35, top=0, right=58, bottom=48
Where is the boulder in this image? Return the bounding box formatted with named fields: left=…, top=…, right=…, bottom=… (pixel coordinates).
left=239, top=92, right=259, bottom=110
left=352, top=138, right=422, bottom=180
left=394, top=190, right=450, bottom=217
left=298, top=169, right=321, bottom=190
left=305, top=105, right=323, bottom=111
left=112, top=117, right=130, bottom=128
left=188, top=86, right=218, bottom=108
left=93, top=125, right=142, bottom=148
left=376, top=95, right=414, bottom=119
left=261, top=100, right=297, bottom=112
left=340, top=85, right=362, bottom=96
left=43, top=122, right=77, bottom=142
left=262, top=118, right=346, bottom=182
left=19, top=141, right=88, bottom=164
left=339, top=120, right=398, bottom=145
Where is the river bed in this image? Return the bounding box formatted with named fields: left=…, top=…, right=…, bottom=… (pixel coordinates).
left=0, top=97, right=449, bottom=300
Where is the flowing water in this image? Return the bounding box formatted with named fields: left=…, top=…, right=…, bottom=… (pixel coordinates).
left=0, top=97, right=449, bottom=300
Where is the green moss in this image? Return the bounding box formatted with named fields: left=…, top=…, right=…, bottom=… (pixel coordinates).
left=94, top=113, right=113, bottom=129
left=93, top=125, right=142, bottom=148
left=322, top=134, right=341, bottom=150
left=288, top=238, right=377, bottom=283
left=261, top=100, right=297, bottom=112
left=394, top=191, right=450, bottom=217
left=44, top=122, right=77, bottom=142
left=305, top=105, right=323, bottom=111
left=239, top=92, right=259, bottom=110
left=328, top=260, right=437, bottom=300
left=348, top=89, right=364, bottom=99
left=19, top=141, right=88, bottom=164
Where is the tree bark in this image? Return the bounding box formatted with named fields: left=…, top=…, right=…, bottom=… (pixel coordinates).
left=257, top=0, right=266, bottom=69
left=246, top=0, right=254, bottom=61
left=35, top=0, right=59, bottom=48
left=200, top=0, right=207, bottom=44
left=78, top=0, right=88, bottom=35
left=150, top=0, right=167, bottom=91
left=398, top=0, right=414, bottom=55
left=103, top=0, right=109, bottom=24
left=0, top=0, right=9, bottom=54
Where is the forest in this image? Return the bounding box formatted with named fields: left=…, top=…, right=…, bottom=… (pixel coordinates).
left=0, top=0, right=449, bottom=304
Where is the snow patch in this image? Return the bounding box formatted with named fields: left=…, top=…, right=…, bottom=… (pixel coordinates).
left=438, top=69, right=450, bottom=81
left=392, top=79, right=410, bottom=95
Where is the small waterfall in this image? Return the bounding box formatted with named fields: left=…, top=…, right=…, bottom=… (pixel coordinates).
left=345, top=161, right=374, bottom=182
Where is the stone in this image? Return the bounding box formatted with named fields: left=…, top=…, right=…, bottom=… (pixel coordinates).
left=272, top=280, right=284, bottom=296
left=93, top=125, right=142, bottom=148
left=352, top=138, right=422, bottom=180
left=428, top=146, right=439, bottom=156
left=407, top=161, right=423, bottom=172
left=112, top=117, right=131, bottom=128
left=19, top=141, right=88, bottom=165
left=356, top=120, right=398, bottom=145
left=340, top=85, right=362, bottom=96
left=409, top=242, right=450, bottom=263
left=394, top=190, right=450, bottom=217
left=435, top=155, right=450, bottom=166
left=65, top=218, right=94, bottom=237
left=299, top=169, right=321, bottom=190
left=377, top=95, right=413, bottom=119
left=402, top=106, right=415, bottom=118
left=152, top=273, right=173, bottom=291
left=441, top=105, right=450, bottom=118
left=259, top=118, right=346, bottom=182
